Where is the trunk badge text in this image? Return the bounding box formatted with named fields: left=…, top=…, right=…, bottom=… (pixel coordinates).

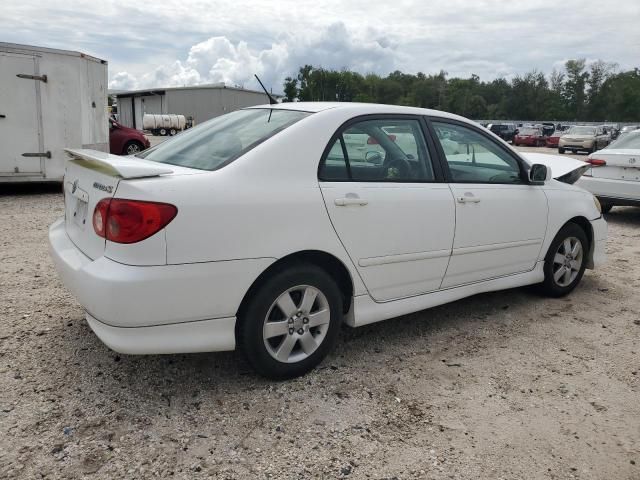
left=93, top=182, right=113, bottom=193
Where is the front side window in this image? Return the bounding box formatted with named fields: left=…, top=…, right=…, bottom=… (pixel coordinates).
left=432, top=121, right=523, bottom=184
left=139, top=108, right=310, bottom=171
left=319, top=118, right=435, bottom=182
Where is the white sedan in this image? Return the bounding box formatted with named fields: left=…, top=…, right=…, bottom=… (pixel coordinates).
left=49, top=103, right=607, bottom=379
left=577, top=130, right=640, bottom=212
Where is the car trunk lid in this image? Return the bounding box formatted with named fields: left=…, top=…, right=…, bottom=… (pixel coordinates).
left=587, top=149, right=640, bottom=181
left=519, top=152, right=589, bottom=184
left=63, top=149, right=174, bottom=259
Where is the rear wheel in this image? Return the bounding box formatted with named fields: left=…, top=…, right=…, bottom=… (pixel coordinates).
left=169, top=128, right=177, bottom=136
left=558, top=147, right=565, bottom=154
left=539, top=223, right=588, bottom=297
left=159, top=128, right=167, bottom=136
left=238, top=264, right=343, bottom=379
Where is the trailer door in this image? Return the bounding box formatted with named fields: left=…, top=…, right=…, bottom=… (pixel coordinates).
left=0, top=53, right=43, bottom=176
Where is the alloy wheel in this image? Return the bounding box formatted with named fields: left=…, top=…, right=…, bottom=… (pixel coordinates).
left=552, top=236, right=583, bottom=287
left=263, top=285, right=331, bottom=363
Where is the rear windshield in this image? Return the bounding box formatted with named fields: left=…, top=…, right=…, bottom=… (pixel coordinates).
left=608, top=132, right=640, bottom=149
left=567, top=126, right=596, bottom=135
left=138, top=108, right=310, bottom=170
left=519, top=128, right=539, bottom=135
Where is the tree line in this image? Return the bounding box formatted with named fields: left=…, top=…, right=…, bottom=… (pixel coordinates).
left=282, top=60, right=640, bottom=122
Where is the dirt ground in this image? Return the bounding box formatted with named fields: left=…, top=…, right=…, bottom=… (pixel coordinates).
left=1, top=152, right=639, bottom=479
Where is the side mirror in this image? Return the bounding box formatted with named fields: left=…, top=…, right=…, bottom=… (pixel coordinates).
left=529, top=163, right=551, bottom=185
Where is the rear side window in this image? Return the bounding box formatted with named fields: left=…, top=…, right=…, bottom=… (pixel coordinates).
left=319, top=118, right=435, bottom=182
left=139, top=109, right=310, bottom=171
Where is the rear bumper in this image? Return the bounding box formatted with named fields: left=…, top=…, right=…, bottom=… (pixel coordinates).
left=86, top=313, right=235, bottom=354
left=48, top=218, right=275, bottom=353
left=589, top=216, right=607, bottom=268
left=577, top=176, right=640, bottom=203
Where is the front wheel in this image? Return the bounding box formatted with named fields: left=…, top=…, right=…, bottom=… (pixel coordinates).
left=238, top=264, right=343, bottom=379
left=123, top=141, right=144, bottom=155
left=539, top=223, right=589, bottom=297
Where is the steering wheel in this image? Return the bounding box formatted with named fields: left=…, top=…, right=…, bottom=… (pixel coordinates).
left=386, top=158, right=411, bottom=179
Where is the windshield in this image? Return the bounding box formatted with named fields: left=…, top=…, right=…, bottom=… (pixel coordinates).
left=567, top=126, right=596, bottom=135
left=138, top=108, right=310, bottom=170
left=519, top=128, right=539, bottom=135
left=608, top=132, right=640, bottom=149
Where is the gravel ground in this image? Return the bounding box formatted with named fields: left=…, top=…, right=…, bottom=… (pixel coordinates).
left=1, top=154, right=639, bottom=479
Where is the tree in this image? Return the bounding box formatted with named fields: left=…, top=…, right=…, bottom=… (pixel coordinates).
left=564, top=59, right=589, bottom=120
left=283, top=77, right=298, bottom=102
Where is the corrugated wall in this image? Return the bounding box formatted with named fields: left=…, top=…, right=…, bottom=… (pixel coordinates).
left=165, top=88, right=269, bottom=125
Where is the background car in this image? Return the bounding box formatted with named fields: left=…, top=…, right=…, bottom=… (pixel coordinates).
left=559, top=125, right=609, bottom=154
left=513, top=127, right=545, bottom=146
left=546, top=130, right=562, bottom=148
left=109, top=119, right=150, bottom=155
left=488, top=123, right=518, bottom=142
left=577, top=130, right=640, bottom=212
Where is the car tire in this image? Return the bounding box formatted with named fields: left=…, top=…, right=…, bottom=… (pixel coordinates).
left=170, top=128, right=177, bottom=136
left=159, top=128, right=167, bottom=136
left=539, top=223, right=589, bottom=297
left=123, top=140, right=144, bottom=155
left=238, top=264, right=343, bottom=379
left=558, top=148, right=565, bottom=154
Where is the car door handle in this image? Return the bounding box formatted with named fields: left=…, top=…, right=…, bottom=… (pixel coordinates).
left=457, top=195, right=481, bottom=204
left=335, top=196, right=368, bottom=206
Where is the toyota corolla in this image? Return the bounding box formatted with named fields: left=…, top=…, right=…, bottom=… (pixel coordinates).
left=49, top=103, right=607, bottom=379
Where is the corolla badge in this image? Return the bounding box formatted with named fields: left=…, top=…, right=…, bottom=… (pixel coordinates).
left=93, top=182, right=113, bottom=193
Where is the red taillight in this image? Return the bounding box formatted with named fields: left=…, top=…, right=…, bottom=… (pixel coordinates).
left=93, top=198, right=177, bottom=244
left=367, top=134, right=397, bottom=144
left=586, top=158, right=607, bottom=166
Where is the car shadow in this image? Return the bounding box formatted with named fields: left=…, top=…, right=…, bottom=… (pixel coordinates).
left=603, top=206, right=640, bottom=226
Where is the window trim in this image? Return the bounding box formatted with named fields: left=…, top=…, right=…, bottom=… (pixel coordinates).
left=318, top=114, right=445, bottom=183
left=425, top=116, right=531, bottom=185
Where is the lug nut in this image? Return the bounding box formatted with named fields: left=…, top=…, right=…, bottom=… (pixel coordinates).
left=296, top=312, right=302, bottom=317
left=297, top=328, right=304, bottom=335
left=288, top=328, right=294, bottom=335
left=288, top=318, right=294, bottom=324
left=303, top=317, right=309, bottom=324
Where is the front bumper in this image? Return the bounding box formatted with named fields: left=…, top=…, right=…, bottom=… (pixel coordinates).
left=48, top=218, right=275, bottom=354
left=589, top=216, right=607, bottom=268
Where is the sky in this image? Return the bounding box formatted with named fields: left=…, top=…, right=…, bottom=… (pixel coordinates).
left=2, top=0, right=639, bottom=93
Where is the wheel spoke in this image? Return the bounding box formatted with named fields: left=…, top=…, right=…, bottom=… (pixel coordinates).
left=264, top=320, right=290, bottom=339
left=563, top=267, right=572, bottom=284
left=299, top=287, right=318, bottom=314
left=299, top=332, right=318, bottom=355
left=554, top=266, right=567, bottom=283
left=563, top=238, right=572, bottom=255
left=276, top=291, right=298, bottom=318
left=571, top=241, right=582, bottom=257
left=275, top=335, right=297, bottom=362
left=308, top=308, right=330, bottom=328
left=554, top=253, right=565, bottom=265
left=570, top=259, right=581, bottom=271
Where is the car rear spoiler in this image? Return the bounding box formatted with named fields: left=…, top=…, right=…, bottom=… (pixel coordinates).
left=64, top=148, right=173, bottom=179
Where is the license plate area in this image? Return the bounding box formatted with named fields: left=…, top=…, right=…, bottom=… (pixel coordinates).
left=65, top=181, right=90, bottom=229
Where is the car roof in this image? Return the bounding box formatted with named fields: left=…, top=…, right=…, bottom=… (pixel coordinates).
left=246, top=101, right=470, bottom=122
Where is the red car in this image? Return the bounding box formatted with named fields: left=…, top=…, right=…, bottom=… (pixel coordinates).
left=513, top=127, right=545, bottom=147
left=546, top=131, right=562, bottom=148
left=109, top=119, right=150, bottom=155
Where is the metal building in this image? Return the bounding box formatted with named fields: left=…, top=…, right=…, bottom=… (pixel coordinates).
left=114, top=83, right=273, bottom=130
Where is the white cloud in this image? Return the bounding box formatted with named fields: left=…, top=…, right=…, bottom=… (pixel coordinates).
left=108, top=22, right=399, bottom=91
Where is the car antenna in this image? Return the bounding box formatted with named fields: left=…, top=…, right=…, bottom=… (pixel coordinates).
left=254, top=74, right=278, bottom=105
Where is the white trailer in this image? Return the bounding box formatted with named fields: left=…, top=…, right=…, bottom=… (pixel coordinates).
left=0, top=43, right=108, bottom=182
left=142, top=113, right=187, bottom=136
